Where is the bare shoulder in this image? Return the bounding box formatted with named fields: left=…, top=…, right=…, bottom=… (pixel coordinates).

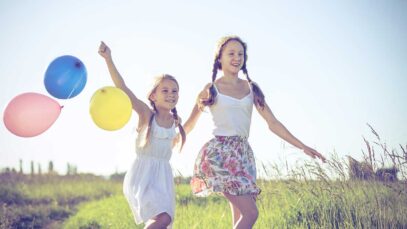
left=240, top=79, right=251, bottom=88
left=236, top=79, right=251, bottom=91
left=138, top=108, right=154, bottom=130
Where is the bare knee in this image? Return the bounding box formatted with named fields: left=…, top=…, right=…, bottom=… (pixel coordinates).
left=145, top=213, right=172, bottom=229
left=224, top=193, right=259, bottom=226
left=157, top=213, right=172, bottom=226
left=242, top=206, right=258, bottom=222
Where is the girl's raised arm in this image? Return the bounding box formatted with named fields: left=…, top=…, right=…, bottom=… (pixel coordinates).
left=183, top=83, right=212, bottom=134
left=255, top=102, right=326, bottom=162
left=98, top=41, right=152, bottom=128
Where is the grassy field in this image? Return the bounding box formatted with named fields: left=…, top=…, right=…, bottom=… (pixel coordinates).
left=1, top=129, right=406, bottom=228
left=0, top=173, right=121, bottom=228
left=1, top=171, right=406, bottom=229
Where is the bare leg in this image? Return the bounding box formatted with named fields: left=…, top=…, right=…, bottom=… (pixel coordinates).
left=228, top=200, right=241, bottom=226
left=223, top=193, right=258, bottom=229
left=144, top=212, right=172, bottom=229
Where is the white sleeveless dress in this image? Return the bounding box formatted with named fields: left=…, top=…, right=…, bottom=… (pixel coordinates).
left=123, top=117, right=176, bottom=225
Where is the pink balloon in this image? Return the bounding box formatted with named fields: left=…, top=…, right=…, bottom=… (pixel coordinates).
left=3, top=92, right=62, bottom=137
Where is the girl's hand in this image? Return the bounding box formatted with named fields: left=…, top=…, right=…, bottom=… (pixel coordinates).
left=303, top=145, right=326, bottom=163
left=98, top=41, right=111, bottom=59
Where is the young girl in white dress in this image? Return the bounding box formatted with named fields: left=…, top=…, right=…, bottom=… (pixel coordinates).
left=98, top=41, right=186, bottom=229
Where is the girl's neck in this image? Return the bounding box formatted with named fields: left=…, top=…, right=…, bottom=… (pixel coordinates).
left=154, top=109, right=173, bottom=120
left=220, top=73, right=240, bottom=85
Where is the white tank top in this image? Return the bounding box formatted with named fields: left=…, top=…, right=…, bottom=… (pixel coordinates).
left=209, top=84, right=254, bottom=137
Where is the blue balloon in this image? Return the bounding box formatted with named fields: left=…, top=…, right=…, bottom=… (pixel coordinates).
left=44, top=55, right=87, bottom=99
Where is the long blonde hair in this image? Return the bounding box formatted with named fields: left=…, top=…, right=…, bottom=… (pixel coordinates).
left=201, top=35, right=265, bottom=109
left=143, top=74, right=186, bottom=149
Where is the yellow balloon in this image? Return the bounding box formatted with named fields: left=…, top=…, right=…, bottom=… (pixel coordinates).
left=89, top=86, right=132, bottom=131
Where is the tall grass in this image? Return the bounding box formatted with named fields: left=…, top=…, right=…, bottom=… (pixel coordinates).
left=2, top=125, right=406, bottom=228
left=250, top=124, right=407, bottom=228
left=63, top=180, right=407, bottom=228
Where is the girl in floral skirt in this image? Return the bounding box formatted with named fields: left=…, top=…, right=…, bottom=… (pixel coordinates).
left=183, top=35, right=326, bottom=229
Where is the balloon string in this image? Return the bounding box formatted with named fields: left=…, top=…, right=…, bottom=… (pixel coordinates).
left=66, top=73, right=84, bottom=100
left=61, top=73, right=84, bottom=107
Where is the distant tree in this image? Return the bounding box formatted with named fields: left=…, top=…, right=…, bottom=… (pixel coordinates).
left=30, top=160, right=34, bottom=176
left=66, top=163, right=71, bottom=175
left=110, top=172, right=125, bottom=181
left=347, top=155, right=399, bottom=182
left=38, top=163, right=42, bottom=175
left=48, top=161, right=54, bottom=174
left=19, top=159, right=23, bottom=174
left=376, top=167, right=398, bottom=182
left=66, top=163, right=78, bottom=175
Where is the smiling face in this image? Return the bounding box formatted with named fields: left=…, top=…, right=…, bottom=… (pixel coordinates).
left=149, top=78, right=179, bottom=110
left=218, top=40, right=245, bottom=75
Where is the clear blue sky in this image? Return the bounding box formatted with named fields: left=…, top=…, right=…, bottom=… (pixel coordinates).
left=1, top=0, right=406, bottom=176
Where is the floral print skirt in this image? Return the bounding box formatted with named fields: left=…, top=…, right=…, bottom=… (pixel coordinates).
left=190, top=136, right=261, bottom=196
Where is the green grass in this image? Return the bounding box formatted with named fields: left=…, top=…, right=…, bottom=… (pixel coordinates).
left=0, top=174, right=121, bottom=228
left=63, top=195, right=136, bottom=229
left=19, top=176, right=121, bottom=203
left=2, top=126, right=406, bottom=228
left=61, top=181, right=407, bottom=229
left=2, top=176, right=407, bottom=228
left=62, top=184, right=232, bottom=229
left=256, top=180, right=407, bottom=228
left=2, top=171, right=406, bottom=229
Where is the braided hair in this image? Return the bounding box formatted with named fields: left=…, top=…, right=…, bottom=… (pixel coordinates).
left=201, top=36, right=265, bottom=109
left=142, top=74, right=186, bottom=149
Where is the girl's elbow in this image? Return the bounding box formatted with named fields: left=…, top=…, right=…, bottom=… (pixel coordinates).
left=267, top=120, right=280, bottom=132
left=184, top=124, right=195, bottom=135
